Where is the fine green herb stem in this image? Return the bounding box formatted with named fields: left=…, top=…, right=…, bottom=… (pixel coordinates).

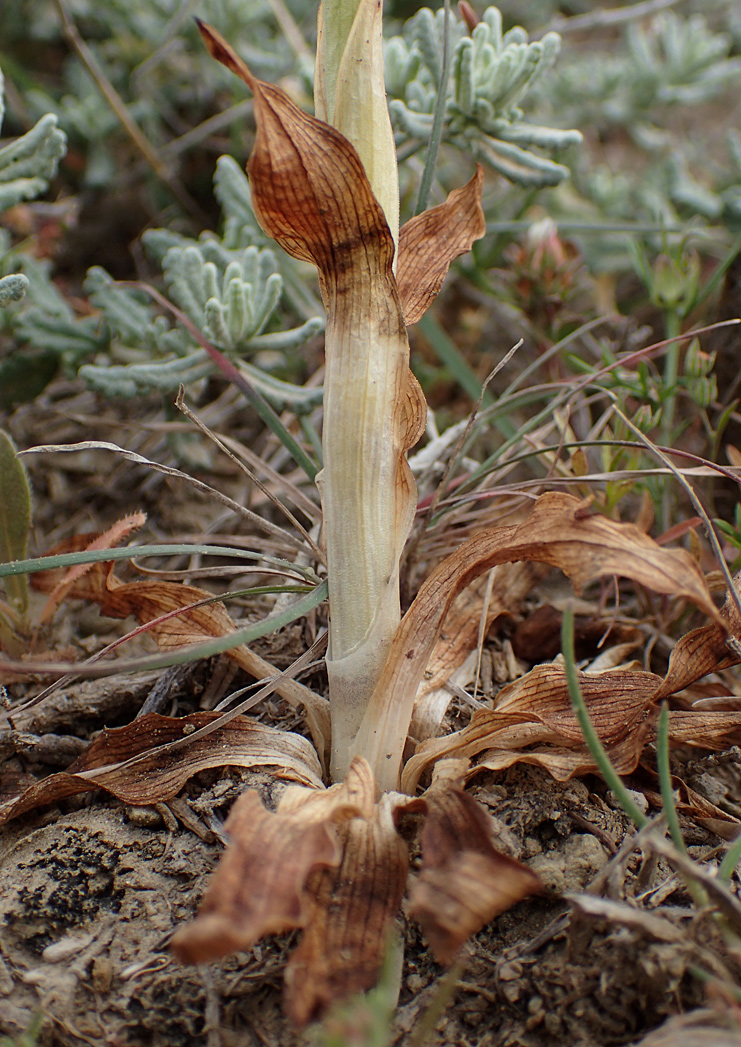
left=660, top=308, right=682, bottom=530
left=656, top=702, right=686, bottom=856
left=561, top=605, right=648, bottom=829
left=657, top=705, right=708, bottom=907
left=0, top=543, right=318, bottom=579
left=718, top=832, right=741, bottom=882
left=415, top=0, right=451, bottom=215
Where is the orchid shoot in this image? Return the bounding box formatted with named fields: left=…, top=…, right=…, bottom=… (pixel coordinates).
left=197, top=2, right=484, bottom=789
left=173, top=3, right=725, bottom=1023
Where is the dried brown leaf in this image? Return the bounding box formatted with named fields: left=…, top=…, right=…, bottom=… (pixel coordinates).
left=408, top=762, right=541, bottom=964
left=357, top=491, right=717, bottom=790
left=0, top=711, right=322, bottom=826
left=401, top=663, right=660, bottom=793
left=171, top=790, right=341, bottom=963
left=33, top=539, right=330, bottom=753
left=174, top=756, right=545, bottom=1021
left=667, top=710, right=741, bottom=747
left=403, top=662, right=741, bottom=794
left=411, top=561, right=541, bottom=742
left=473, top=738, right=646, bottom=782
left=172, top=759, right=379, bottom=967
left=284, top=797, right=408, bottom=1025
left=494, top=664, right=661, bottom=742
left=173, top=756, right=409, bottom=1024
left=642, top=780, right=741, bottom=841
left=656, top=574, right=741, bottom=699
left=396, top=167, right=486, bottom=325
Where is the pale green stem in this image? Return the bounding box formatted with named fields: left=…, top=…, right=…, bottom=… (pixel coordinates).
left=315, top=0, right=410, bottom=781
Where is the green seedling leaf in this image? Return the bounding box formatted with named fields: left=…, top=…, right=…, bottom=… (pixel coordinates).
left=0, top=430, right=31, bottom=616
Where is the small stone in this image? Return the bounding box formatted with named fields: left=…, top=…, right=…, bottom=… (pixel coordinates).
left=42, top=934, right=94, bottom=964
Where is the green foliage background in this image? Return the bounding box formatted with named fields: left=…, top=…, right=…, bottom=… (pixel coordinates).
left=0, top=0, right=739, bottom=477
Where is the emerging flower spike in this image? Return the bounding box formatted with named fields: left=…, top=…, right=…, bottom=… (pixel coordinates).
left=196, top=21, right=485, bottom=785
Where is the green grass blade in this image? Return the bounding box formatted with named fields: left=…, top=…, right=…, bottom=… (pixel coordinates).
left=415, top=0, right=451, bottom=215
left=416, top=312, right=497, bottom=413
left=0, top=543, right=319, bottom=580
left=562, top=605, right=648, bottom=830
left=0, top=580, right=328, bottom=678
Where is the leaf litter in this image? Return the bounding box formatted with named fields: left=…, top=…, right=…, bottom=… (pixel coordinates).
left=4, top=475, right=741, bottom=1042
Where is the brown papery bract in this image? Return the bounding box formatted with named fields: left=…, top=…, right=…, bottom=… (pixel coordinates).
left=397, top=166, right=486, bottom=325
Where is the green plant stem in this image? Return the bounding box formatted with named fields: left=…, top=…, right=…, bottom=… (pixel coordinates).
left=657, top=702, right=708, bottom=908
left=660, top=307, right=682, bottom=530
left=718, top=832, right=741, bottom=882
left=0, top=543, right=317, bottom=579
left=415, top=0, right=451, bottom=215
left=299, top=414, right=324, bottom=466
left=561, top=605, right=648, bottom=829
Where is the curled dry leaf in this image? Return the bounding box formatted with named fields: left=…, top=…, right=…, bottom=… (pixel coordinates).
left=171, top=761, right=375, bottom=969
left=0, top=711, right=322, bottom=826
left=32, top=534, right=330, bottom=755
left=402, top=658, right=741, bottom=795
left=396, top=166, right=486, bottom=325
left=284, top=796, right=409, bottom=1025
left=172, top=757, right=409, bottom=1022
left=411, top=561, right=543, bottom=743
left=655, top=572, right=741, bottom=700
left=407, top=759, right=542, bottom=965
left=402, top=665, right=658, bottom=793
left=170, top=777, right=368, bottom=965
left=352, top=491, right=720, bottom=791
left=173, top=756, right=540, bottom=1024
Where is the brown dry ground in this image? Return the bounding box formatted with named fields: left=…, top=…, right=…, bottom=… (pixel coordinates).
left=2, top=391, right=741, bottom=1047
